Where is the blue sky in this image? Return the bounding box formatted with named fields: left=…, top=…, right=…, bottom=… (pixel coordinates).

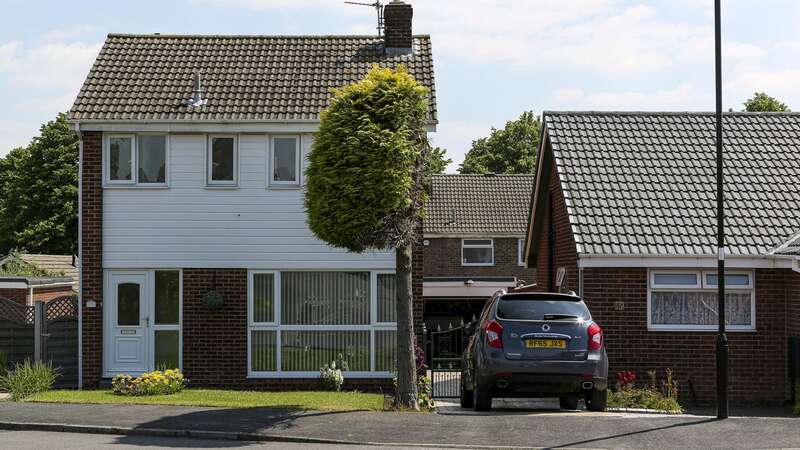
left=3, top=0, right=800, bottom=172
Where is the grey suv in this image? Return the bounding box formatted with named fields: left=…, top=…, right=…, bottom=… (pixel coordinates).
left=460, top=291, right=608, bottom=411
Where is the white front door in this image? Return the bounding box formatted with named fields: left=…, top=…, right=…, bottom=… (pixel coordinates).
left=104, top=270, right=182, bottom=377
left=106, top=272, right=149, bottom=375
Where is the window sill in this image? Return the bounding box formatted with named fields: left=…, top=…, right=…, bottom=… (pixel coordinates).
left=104, top=184, right=170, bottom=190
left=462, top=263, right=495, bottom=267
left=267, top=184, right=302, bottom=190
left=203, top=185, right=240, bottom=190
left=647, top=326, right=756, bottom=333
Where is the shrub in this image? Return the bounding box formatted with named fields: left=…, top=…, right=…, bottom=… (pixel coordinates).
left=608, top=369, right=682, bottom=413
left=112, top=369, right=187, bottom=396
left=319, top=361, right=345, bottom=392
left=0, top=360, right=58, bottom=401
left=417, top=375, right=434, bottom=410
left=0, top=352, right=7, bottom=377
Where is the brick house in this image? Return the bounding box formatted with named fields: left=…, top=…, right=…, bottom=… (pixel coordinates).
left=422, top=174, right=535, bottom=332
left=522, top=111, right=800, bottom=405
left=69, top=1, right=435, bottom=388
left=0, top=254, right=77, bottom=306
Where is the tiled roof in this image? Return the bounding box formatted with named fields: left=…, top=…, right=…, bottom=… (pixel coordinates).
left=425, top=174, right=534, bottom=235
left=544, top=111, right=800, bottom=256
left=18, top=254, right=78, bottom=288
left=774, top=233, right=800, bottom=256
left=68, top=34, right=436, bottom=122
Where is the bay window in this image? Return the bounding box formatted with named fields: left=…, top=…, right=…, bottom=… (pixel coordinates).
left=248, top=270, right=397, bottom=377
left=647, top=270, right=755, bottom=331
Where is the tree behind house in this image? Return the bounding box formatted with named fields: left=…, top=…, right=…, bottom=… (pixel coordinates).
left=0, top=113, right=78, bottom=255
left=305, top=65, right=434, bottom=409
left=743, top=92, right=790, bottom=112
left=459, top=111, right=541, bottom=174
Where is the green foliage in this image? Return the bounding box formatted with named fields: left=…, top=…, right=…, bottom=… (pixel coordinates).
left=416, top=375, right=434, bottom=410
left=459, top=111, right=541, bottom=174
left=112, top=369, right=187, bottom=396
left=305, top=65, right=430, bottom=252
left=743, top=92, right=790, bottom=112
left=0, top=113, right=78, bottom=255
left=0, top=360, right=58, bottom=401
left=608, top=369, right=682, bottom=412
left=0, top=352, right=6, bottom=377
left=427, top=146, right=451, bottom=175
left=0, top=253, right=64, bottom=277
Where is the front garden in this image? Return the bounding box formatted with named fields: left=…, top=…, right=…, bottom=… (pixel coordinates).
left=607, top=369, right=683, bottom=413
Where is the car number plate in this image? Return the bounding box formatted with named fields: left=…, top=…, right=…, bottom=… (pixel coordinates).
left=524, top=339, right=566, bottom=349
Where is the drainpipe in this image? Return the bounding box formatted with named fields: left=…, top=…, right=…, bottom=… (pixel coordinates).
left=76, top=122, right=83, bottom=390
left=28, top=284, right=34, bottom=306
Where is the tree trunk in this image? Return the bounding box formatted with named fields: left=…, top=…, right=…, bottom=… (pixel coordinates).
left=395, top=241, right=419, bottom=410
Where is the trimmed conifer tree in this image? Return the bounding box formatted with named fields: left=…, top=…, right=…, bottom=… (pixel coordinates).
left=305, top=65, right=433, bottom=409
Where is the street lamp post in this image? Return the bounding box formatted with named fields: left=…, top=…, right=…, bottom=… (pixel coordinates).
left=714, top=0, right=729, bottom=420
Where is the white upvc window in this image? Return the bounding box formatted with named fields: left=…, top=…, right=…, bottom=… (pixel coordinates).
left=462, top=239, right=494, bottom=266
left=269, top=135, right=301, bottom=187
left=247, top=270, right=397, bottom=378
left=517, top=238, right=526, bottom=266
left=647, top=269, right=755, bottom=332
left=207, top=135, right=238, bottom=186
left=104, top=134, right=168, bottom=187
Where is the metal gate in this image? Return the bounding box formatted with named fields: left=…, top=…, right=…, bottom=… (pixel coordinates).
left=427, top=321, right=473, bottom=398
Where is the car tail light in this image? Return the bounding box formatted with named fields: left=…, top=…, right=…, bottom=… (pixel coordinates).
left=484, top=319, right=504, bottom=349
left=588, top=322, right=603, bottom=350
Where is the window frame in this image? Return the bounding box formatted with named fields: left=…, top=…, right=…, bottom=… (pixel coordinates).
left=517, top=238, right=526, bottom=266
left=206, top=134, right=239, bottom=187
left=461, top=238, right=495, bottom=267
left=647, top=269, right=756, bottom=332
left=247, top=270, right=397, bottom=378
left=103, top=134, right=170, bottom=188
left=268, top=135, right=302, bottom=187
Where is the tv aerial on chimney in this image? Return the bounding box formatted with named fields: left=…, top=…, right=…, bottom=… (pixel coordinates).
left=344, top=1, right=384, bottom=37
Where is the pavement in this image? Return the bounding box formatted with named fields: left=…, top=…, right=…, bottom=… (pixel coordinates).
left=0, top=400, right=799, bottom=449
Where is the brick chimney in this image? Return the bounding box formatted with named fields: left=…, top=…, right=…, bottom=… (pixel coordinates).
left=383, top=0, right=413, bottom=55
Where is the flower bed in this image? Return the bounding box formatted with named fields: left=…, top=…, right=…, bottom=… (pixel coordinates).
left=112, top=369, right=187, bottom=396
left=607, top=369, right=682, bottom=413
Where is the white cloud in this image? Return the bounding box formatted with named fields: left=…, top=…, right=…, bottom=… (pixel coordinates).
left=0, top=120, right=36, bottom=156
left=41, top=26, right=96, bottom=42
left=0, top=41, right=101, bottom=89
left=551, top=83, right=709, bottom=110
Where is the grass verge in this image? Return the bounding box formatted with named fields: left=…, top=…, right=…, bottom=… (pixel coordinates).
left=29, top=389, right=385, bottom=411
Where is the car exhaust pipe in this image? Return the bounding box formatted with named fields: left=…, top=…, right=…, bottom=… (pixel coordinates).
left=582, top=381, right=594, bottom=390
left=497, top=380, right=509, bottom=389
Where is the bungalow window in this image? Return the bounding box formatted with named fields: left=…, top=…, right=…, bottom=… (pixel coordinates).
left=462, top=239, right=494, bottom=266
left=248, top=270, right=397, bottom=377
left=207, top=135, right=237, bottom=186
left=106, top=134, right=168, bottom=186
left=647, top=270, right=755, bottom=331
left=269, top=136, right=300, bottom=186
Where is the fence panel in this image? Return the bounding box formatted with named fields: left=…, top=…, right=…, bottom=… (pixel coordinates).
left=45, top=296, right=79, bottom=388
left=0, top=296, right=34, bottom=369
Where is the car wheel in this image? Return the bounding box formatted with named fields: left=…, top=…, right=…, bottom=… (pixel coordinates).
left=586, top=388, right=607, bottom=412
left=473, top=385, right=492, bottom=411
left=559, top=395, right=579, bottom=410
left=460, top=377, right=474, bottom=409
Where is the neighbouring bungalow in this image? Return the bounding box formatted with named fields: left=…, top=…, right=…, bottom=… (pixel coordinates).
left=0, top=253, right=77, bottom=306
left=523, top=111, right=800, bottom=405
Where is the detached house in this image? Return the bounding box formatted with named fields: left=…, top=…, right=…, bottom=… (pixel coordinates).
left=523, top=111, right=800, bottom=404
left=422, top=174, right=535, bottom=331
left=70, top=1, right=436, bottom=388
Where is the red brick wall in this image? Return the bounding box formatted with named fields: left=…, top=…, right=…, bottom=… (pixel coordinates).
left=80, top=131, right=103, bottom=387
left=423, top=237, right=535, bottom=286
left=0, top=288, right=29, bottom=306
left=789, top=272, right=800, bottom=337
left=582, top=267, right=789, bottom=405
left=182, top=268, right=392, bottom=391
left=533, top=164, right=578, bottom=292
left=31, top=285, right=75, bottom=303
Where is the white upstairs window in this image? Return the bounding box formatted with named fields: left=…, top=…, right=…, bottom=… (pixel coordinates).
left=269, top=136, right=300, bottom=186
left=207, top=135, right=238, bottom=186
left=462, top=239, right=494, bottom=266
left=105, top=134, right=168, bottom=187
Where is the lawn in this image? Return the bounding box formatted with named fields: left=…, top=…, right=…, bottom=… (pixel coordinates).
left=29, top=389, right=386, bottom=411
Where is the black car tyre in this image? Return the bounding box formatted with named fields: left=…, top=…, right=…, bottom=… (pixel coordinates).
left=586, top=388, right=607, bottom=412
left=460, top=377, right=474, bottom=408
left=559, top=395, right=579, bottom=410
left=473, top=386, right=492, bottom=411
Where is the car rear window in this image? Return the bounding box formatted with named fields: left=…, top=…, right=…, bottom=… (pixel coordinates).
left=496, top=298, right=590, bottom=321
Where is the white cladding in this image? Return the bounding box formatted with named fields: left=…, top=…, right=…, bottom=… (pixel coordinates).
left=103, top=133, right=395, bottom=269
